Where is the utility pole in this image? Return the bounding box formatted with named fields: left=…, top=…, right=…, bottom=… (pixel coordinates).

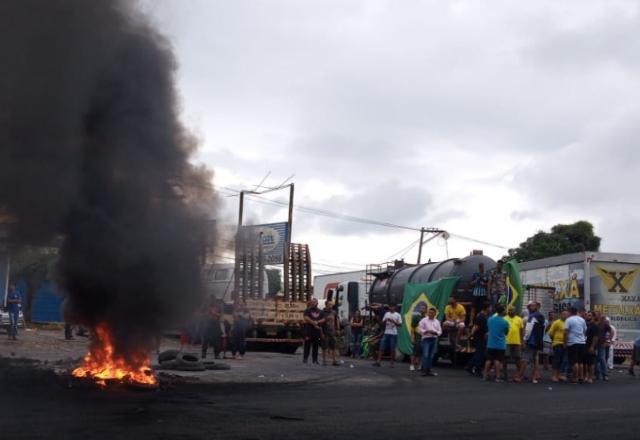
left=417, top=227, right=426, bottom=264
left=417, top=228, right=447, bottom=265
left=233, top=191, right=245, bottom=302
left=283, top=183, right=294, bottom=300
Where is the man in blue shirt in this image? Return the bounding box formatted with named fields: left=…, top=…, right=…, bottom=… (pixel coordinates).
left=522, top=301, right=545, bottom=384
left=484, top=304, right=510, bottom=382
left=6, top=283, right=21, bottom=341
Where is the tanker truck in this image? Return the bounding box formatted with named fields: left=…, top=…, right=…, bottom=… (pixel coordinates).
left=367, top=252, right=497, bottom=365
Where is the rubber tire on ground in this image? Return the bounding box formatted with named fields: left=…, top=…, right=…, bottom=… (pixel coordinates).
left=203, top=361, right=231, bottom=370
left=158, top=349, right=181, bottom=363
left=175, top=353, right=206, bottom=371
left=159, top=353, right=206, bottom=371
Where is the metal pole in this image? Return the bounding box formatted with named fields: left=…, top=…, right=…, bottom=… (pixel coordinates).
left=283, top=183, right=294, bottom=300
left=234, top=191, right=245, bottom=301
left=258, top=232, right=264, bottom=298
left=417, top=227, right=425, bottom=264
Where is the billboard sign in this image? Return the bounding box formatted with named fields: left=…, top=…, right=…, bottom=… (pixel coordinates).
left=591, top=263, right=640, bottom=337
left=240, top=222, right=289, bottom=265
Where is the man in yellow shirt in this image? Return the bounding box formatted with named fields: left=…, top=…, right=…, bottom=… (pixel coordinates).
left=444, top=297, right=466, bottom=350
left=504, top=305, right=524, bottom=382
left=548, top=310, right=568, bottom=382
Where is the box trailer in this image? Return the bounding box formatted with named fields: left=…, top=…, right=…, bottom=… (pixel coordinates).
left=520, top=252, right=640, bottom=357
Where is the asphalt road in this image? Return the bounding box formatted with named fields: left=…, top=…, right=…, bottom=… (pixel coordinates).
left=1, top=357, right=639, bottom=440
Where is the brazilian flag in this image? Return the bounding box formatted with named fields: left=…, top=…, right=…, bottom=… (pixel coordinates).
left=397, top=277, right=460, bottom=355
left=504, top=258, right=524, bottom=312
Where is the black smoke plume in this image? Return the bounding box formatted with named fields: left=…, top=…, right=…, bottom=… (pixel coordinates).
left=0, top=1, right=215, bottom=358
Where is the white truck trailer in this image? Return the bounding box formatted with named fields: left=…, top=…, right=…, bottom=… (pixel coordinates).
left=313, top=270, right=368, bottom=322
left=520, top=252, right=640, bottom=358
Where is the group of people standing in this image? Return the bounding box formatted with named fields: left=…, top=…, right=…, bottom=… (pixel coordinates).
left=301, top=298, right=343, bottom=366
left=476, top=302, right=617, bottom=384
left=196, top=298, right=252, bottom=360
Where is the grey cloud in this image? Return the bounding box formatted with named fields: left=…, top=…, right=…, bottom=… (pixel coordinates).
left=303, top=180, right=433, bottom=236
left=147, top=1, right=640, bottom=256
left=524, top=8, right=640, bottom=70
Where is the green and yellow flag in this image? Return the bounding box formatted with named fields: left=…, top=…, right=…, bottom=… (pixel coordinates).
left=397, top=277, right=460, bottom=355
left=504, top=258, right=524, bottom=312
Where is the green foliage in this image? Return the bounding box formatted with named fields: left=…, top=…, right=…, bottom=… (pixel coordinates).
left=509, top=220, right=601, bottom=262
left=266, top=268, right=282, bottom=295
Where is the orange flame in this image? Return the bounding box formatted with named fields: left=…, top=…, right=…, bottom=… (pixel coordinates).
left=72, top=324, right=157, bottom=387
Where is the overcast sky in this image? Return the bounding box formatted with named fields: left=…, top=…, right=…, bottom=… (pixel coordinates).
left=143, top=0, right=640, bottom=274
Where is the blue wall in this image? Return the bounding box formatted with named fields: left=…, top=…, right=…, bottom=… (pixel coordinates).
left=30, top=281, right=63, bottom=323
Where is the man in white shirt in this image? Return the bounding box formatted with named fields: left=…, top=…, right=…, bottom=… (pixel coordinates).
left=419, top=307, right=442, bottom=376
left=374, top=305, right=402, bottom=368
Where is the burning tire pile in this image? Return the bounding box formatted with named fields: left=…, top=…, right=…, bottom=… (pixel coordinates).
left=0, top=0, right=217, bottom=391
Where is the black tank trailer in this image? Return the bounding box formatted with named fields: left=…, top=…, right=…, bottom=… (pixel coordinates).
left=368, top=253, right=497, bottom=366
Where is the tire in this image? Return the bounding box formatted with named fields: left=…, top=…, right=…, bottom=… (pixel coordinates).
left=175, top=353, right=205, bottom=371
left=203, top=361, right=231, bottom=370
left=158, top=349, right=181, bottom=363
left=159, top=352, right=206, bottom=371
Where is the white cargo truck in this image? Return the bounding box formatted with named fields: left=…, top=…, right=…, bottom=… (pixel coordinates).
left=520, top=252, right=640, bottom=359
left=313, top=270, right=368, bottom=322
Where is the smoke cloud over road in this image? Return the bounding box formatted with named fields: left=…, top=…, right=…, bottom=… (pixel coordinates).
left=0, top=0, right=215, bottom=356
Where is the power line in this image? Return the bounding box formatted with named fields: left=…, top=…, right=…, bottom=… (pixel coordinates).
left=219, top=187, right=422, bottom=232
left=447, top=233, right=509, bottom=250
left=218, top=186, right=512, bottom=251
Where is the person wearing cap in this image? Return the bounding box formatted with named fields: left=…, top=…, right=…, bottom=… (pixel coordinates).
left=521, top=301, right=545, bottom=383
left=504, top=305, right=525, bottom=382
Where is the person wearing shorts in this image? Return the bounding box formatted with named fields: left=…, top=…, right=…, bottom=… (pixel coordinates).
left=522, top=301, right=545, bottom=383
left=444, top=297, right=466, bottom=350
left=374, top=305, right=401, bottom=367
left=564, top=307, right=587, bottom=383
left=504, top=305, right=524, bottom=382
left=484, top=304, right=509, bottom=382
left=321, top=301, right=340, bottom=366
left=487, top=348, right=506, bottom=364
left=548, top=310, right=568, bottom=382
left=583, top=311, right=601, bottom=383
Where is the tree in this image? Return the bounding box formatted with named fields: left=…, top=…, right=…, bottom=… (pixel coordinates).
left=509, top=220, right=601, bottom=262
